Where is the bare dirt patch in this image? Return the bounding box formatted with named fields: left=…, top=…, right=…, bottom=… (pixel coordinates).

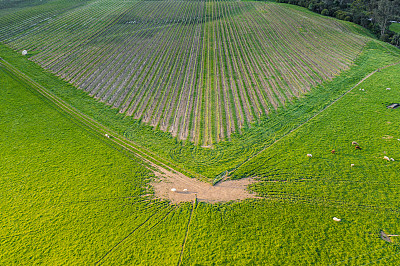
left=151, top=170, right=259, bottom=204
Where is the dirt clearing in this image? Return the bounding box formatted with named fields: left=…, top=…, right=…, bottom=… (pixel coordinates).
left=150, top=169, right=258, bottom=204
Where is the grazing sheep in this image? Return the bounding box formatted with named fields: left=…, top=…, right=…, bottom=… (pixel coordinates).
left=105, top=133, right=110, bottom=138
left=307, top=154, right=312, bottom=157
left=351, top=164, right=355, bottom=167
left=355, top=146, right=362, bottom=150
left=352, top=141, right=358, bottom=145
left=383, top=156, right=390, bottom=161
left=171, top=188, right=177, bottom=192
left=333, top=217, right=341, bottom=222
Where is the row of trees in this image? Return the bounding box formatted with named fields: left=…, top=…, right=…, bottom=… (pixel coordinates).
left=275, top=0, right=400, bottom=46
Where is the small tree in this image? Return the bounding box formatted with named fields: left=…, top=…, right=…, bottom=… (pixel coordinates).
left=321, top=9, right=329, bottom=16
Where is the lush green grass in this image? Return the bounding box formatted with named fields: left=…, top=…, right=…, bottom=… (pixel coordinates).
left=1, top=54, right=400, bottom=264
left=390, top=23, right=400, bottom=34
left=0, top=64, right=189, bottom=264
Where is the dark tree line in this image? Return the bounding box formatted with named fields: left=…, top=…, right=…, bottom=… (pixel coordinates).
left=275, top=0, right=400, bottom=46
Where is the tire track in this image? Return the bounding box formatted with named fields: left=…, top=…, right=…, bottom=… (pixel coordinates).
left=177, top=198, right=196, bottom=266
left=94, top=206, right=177, bottom=265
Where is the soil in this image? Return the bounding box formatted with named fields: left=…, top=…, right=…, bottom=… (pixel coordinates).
left=150, top=168, right=259, bottom=204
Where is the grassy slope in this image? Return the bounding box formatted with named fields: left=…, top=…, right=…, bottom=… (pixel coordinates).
left=1, top=54, right=400, bottom=264
left=1, top=5, right=400, bottom=264
left=0, top=65, right=189, bottom=264
left=181, top=57, right=400, bottom=265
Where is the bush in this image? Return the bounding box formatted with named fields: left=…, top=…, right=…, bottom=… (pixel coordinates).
left=321, top=9, right=329, bottom=16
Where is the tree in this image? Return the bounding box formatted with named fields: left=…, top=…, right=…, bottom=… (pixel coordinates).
left=373, top=0, right=394, bottom=37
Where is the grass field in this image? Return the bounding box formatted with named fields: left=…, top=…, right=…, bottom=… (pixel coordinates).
left=1, top=60, right=399, bottom=264
left=1, top=0, right=400, bottom=264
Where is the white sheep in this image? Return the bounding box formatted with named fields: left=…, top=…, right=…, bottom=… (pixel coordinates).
left=351, top=164, right=355, bottom=167
left=306, top=154, right=312, bottom=158
left=383, top=156, right=390, bottom=161
left=333, top=217, right=341, bottom=222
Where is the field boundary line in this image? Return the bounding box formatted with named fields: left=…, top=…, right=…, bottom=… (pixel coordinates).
left=177, top=198, right=197, bottom=266
left=0, top=58, right=205, bottom=180
left=230, top=60, right=400, bottom=175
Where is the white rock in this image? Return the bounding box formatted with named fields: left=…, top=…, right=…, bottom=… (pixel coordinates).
left=171, top=188, right=177, bottom=192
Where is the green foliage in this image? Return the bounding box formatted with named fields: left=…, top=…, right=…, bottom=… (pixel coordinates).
left=390, top=22, right=400, bottom=33
left=321, top=8, right=329, bottom=16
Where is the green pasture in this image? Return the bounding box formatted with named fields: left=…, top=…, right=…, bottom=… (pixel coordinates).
left=0, top=65, right=188, bottom=264
left=1, top=64, right=400, bottom=264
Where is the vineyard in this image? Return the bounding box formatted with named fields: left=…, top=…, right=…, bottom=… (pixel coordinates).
left=0, top=0, right=368, bottom=145
left=1, top=0, right=400, bottom=264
